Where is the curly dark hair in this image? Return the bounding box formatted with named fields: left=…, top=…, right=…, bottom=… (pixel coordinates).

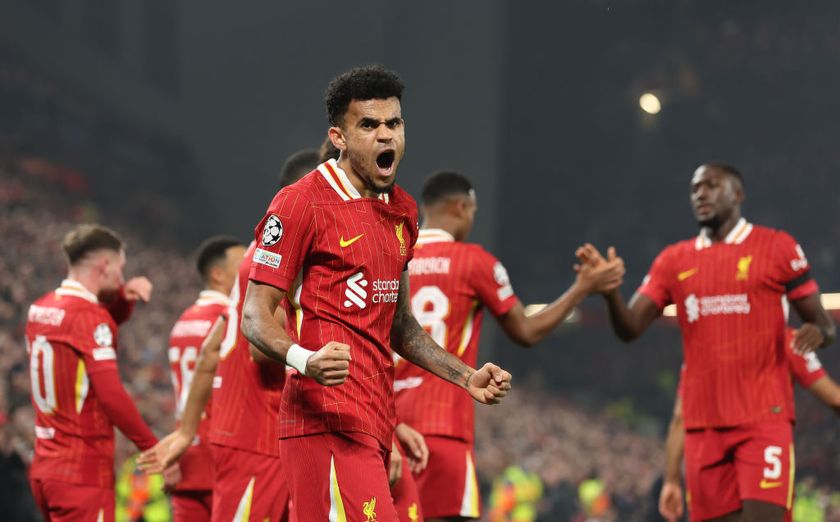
left=325, top=65, right=404, bottom=126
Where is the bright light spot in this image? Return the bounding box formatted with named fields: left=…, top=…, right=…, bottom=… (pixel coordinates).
left=822, top=293, right=840, bottom=311
left=639, top=93, right=661, bottom=114
left=523, top=304, right=579, bottom=323
left=663, top=304, right=677, bottom=317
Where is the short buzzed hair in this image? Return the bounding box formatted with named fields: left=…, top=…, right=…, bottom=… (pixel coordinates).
left=704, top=162, right=744, bottom=188
left=325, top=65, right=404, bottom=126
left=195, top=236, right=243, bottom=280
left=421, top=171, right=474, bottom=206
left=279, top=149, right=320, bottom=188
left=62, top=224, right=124, bottom=265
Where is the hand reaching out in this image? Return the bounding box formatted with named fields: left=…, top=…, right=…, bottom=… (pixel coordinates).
left=574, top=244, right=625, bottom=294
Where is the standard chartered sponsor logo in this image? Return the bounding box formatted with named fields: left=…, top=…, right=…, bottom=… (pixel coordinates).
left=344, top=272, right=369, bottom=309
left=343, top=272, right=400, bottom=309
left=684, top=293, right=751, bottom=323
left=371, top=278, right=400, bottom=304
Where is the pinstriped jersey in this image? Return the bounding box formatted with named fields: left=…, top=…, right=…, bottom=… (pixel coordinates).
left=25, top=280, right=153, bottom=487
left=167, top=290, right=228, bottom=490
left=249, top=159, right=419, bottom=449
left=394, top=229, right=517, bottom=442
left=210, top=241, right=286, bottom=456
left=676, top=330, right=829, bottom=417
left=639, top=219, right=820, bottom=428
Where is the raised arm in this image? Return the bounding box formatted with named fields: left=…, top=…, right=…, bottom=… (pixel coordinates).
left=577, top=244, right=660, bottom=342
left=241, top=281, right=350, bottom=386
left=390, top=271, right=511, bottom=404
left=498, top=255, right=624, bottom=347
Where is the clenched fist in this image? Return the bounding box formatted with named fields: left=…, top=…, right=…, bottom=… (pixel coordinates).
left=306, top=341, right=351, bottom=386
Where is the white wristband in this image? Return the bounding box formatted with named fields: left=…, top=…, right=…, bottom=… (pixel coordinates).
left=286, top=344, right=315, bottom=375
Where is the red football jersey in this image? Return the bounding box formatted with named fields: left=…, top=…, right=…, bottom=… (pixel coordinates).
left=210, top=241, right=286, bottom=456
left=639, top=219, right=819, bottom=428
left=394, top=229, right=518, bottom=442
left=249, top=159, right=419, bottom=449
left=25, top=280, right=157, bottom=487
left=167, top=290, right=228, bottom=491
left=677, top=329, right=829, bottom=414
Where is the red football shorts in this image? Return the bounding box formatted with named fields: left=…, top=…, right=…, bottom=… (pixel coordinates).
left=390, top=446, right=424, bottom=522
left=172, top=490, right=212, bottom=522
left=280, top=431, right=399, bottom=522
left=30, top=478, right=115, bottom=522
left=413, top=436, right=480, bottom=519
left=684, top=420, right=794, bottom=521
left=210, top=444, right=289, bottom=522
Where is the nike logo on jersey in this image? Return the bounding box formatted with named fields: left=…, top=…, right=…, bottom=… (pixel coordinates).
left=759, top=479, right=782, bottom=489
left=678, top=268, right=698, bottom=281
left=340, top=234, right=364, bottom=247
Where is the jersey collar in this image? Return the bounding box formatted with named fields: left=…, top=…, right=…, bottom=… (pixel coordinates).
left=416, top=228, right=455, bottom=245
left=196, top=289, right=231, bottom=307
left=318, top=159, right=390, bottom=203
left=695, top=217, right=753, bottom=250
left=56, top=279, right=99, bottom=304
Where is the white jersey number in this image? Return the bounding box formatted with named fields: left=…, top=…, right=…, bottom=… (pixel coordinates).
left=411, top=286, right=450, bottom=348
left=171, top=346, right=198, bottom=418
left=29, top=336, right=57, bottom=414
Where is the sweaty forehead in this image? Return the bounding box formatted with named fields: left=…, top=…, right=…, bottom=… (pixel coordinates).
left=346, top=97, right=402, bottom=121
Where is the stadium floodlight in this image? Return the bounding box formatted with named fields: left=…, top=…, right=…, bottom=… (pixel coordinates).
left=639, top=92, right=661, bottom=114
left=663, top=293, right=840, bottom=318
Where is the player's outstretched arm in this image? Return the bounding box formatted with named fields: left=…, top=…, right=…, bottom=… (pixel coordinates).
left=577, top=244, right=659, bottom=342
left=391, top=272, right=512, bottom=404
left=808, top=376, right=840, bottom=417
left=790, top=294, right=836, bottom=353
left=138, top=316, right=226, bottom=474
left=498, top=253, right=625, bottom=347
left=659, top=395, right=685, bottom=522
left=242, top=281, right=350, bottom=386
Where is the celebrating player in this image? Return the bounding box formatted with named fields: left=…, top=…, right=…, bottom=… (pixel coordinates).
left=392, top=171, right=625, bottom=521
left=579, top=163, right=836, bottom=522
left=166, top=236, right=244, bottom=522
left=659, top=329, right=840, bottom=521
left=241, top=65, right=513, bottom=521
left=138, top=149, right=321, bottom=522
left=25, top=224, right=159, bottom=522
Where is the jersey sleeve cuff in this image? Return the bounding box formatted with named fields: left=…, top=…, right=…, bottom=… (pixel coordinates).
left=786, top=279, right=819, bottom=301
left=248, top=267, right=293, bottom=293
left=637, top=287, right=667, bottom=312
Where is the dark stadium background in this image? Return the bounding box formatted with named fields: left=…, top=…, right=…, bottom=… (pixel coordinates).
left=2, top=1, right=839, bottom=520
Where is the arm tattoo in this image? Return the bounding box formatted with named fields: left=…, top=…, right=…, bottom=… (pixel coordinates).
left=391, top=273, right=474, bottom=388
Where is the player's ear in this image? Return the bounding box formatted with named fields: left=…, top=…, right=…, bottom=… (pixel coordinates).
left=328, top=127, right=347, bottom=151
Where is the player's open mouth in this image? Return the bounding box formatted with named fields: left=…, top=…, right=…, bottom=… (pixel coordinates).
left=376, top=150, right=395, bottom=177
